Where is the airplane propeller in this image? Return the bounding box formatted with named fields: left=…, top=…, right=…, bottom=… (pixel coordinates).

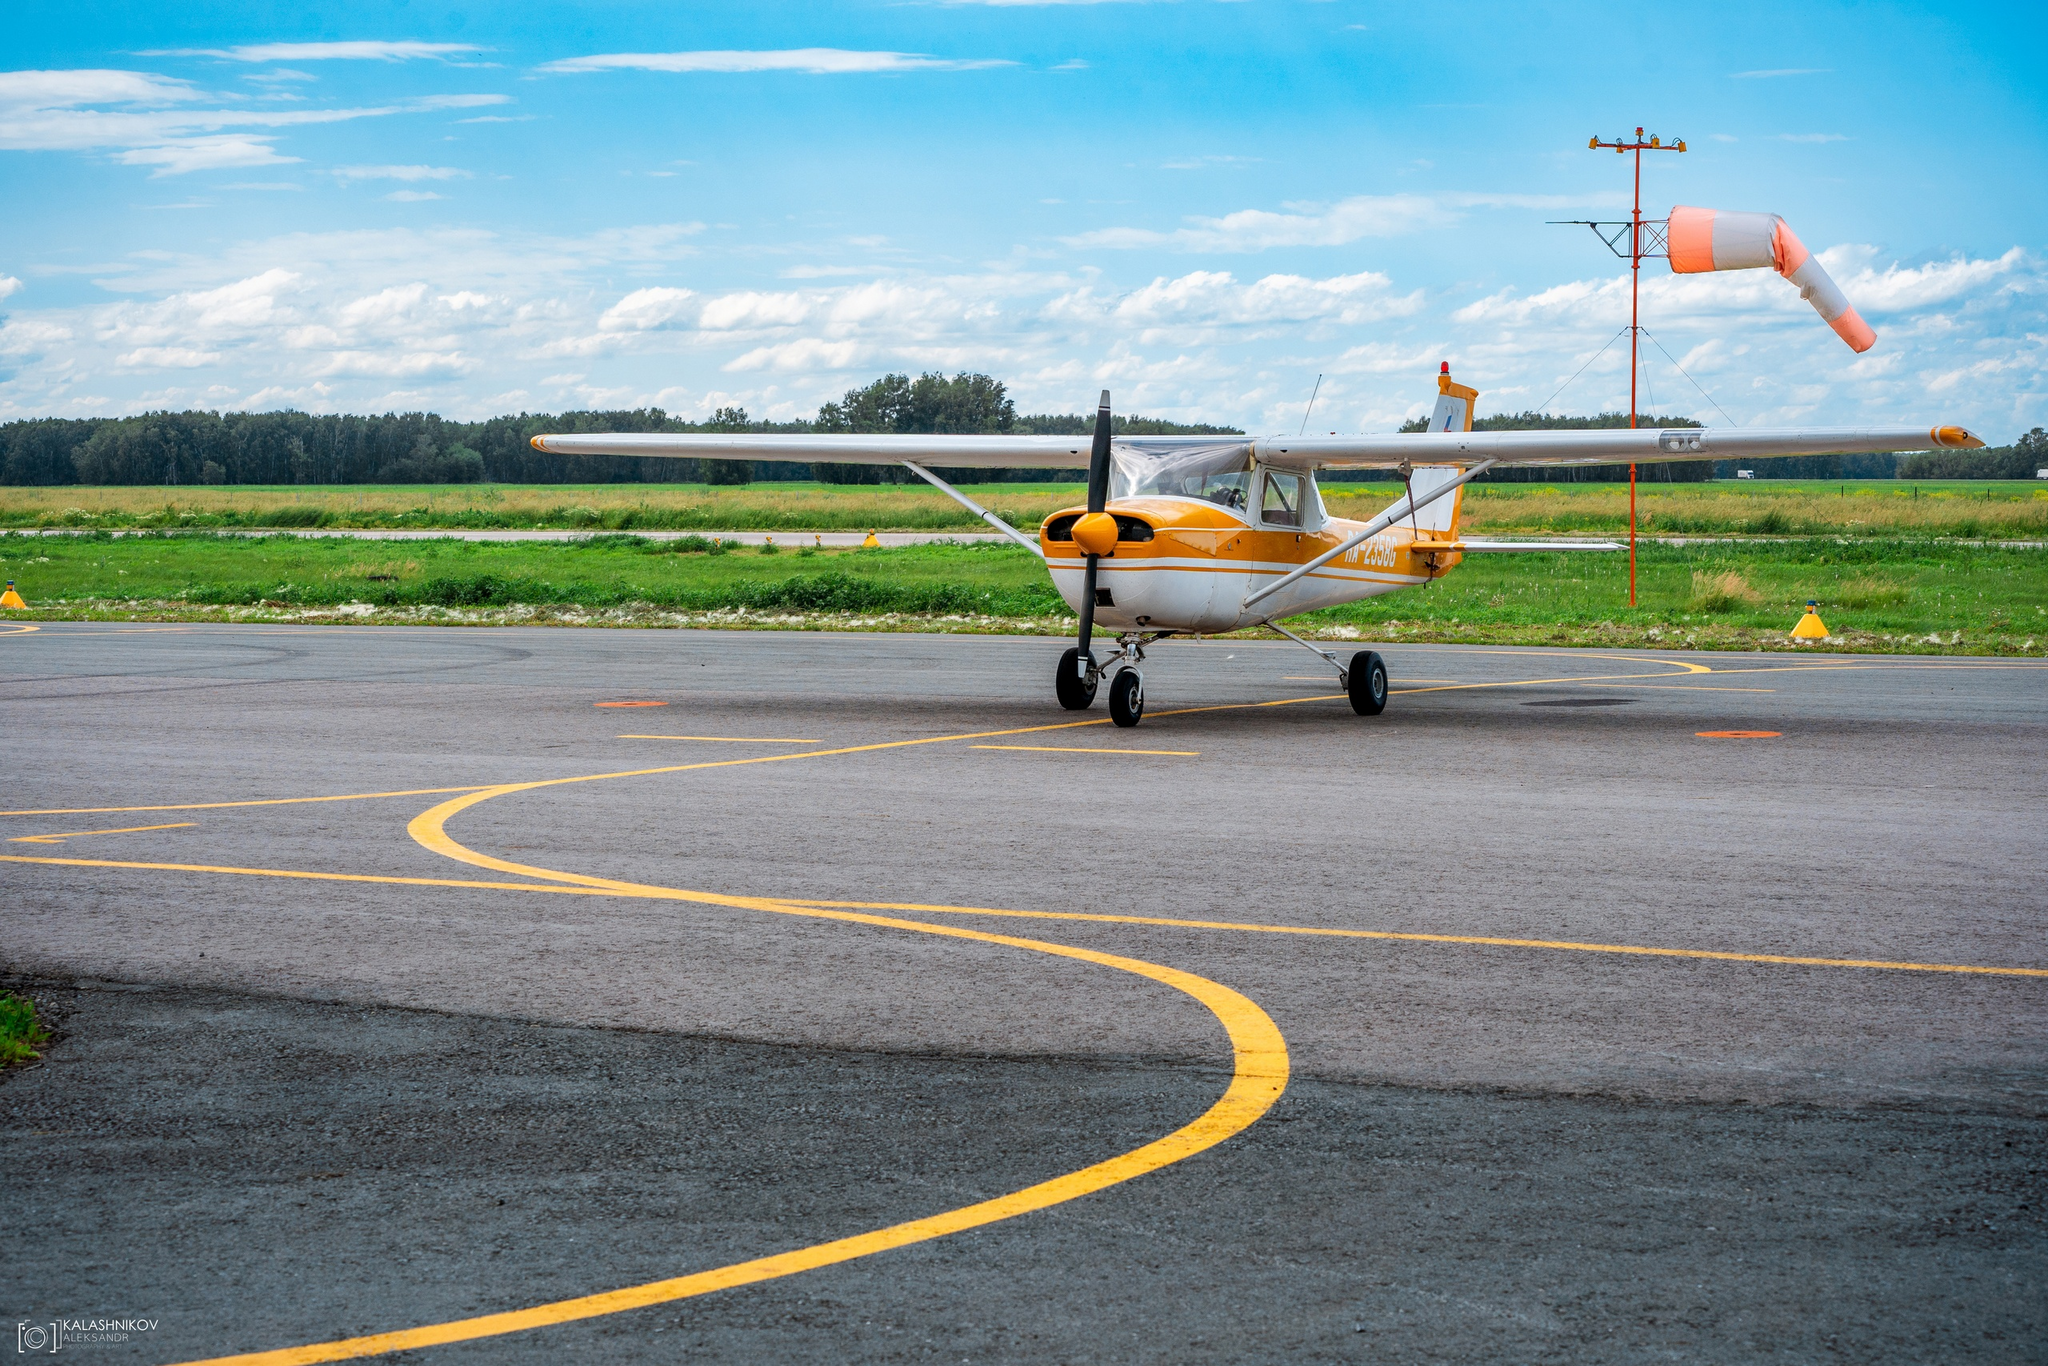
left=1056, top=390, right=1117, bottom=709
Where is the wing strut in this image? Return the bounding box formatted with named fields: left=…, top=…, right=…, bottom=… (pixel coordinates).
left=1243, top=459, right=1497, bottom=610
left=900, top=461, right=1045, bottom=558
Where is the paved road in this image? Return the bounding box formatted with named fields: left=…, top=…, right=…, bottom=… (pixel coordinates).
left=3, top=624, right=2044, bottom=1363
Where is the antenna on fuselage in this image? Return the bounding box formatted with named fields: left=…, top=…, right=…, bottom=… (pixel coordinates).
left=1298, top=373, right=1324, bottom=437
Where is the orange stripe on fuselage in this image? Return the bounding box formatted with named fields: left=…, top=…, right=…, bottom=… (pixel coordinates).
left=1039, top=495, right=1461, bottom=584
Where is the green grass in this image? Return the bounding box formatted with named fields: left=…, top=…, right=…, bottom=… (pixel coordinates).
left=6, top=478, right=2047, bottom=537
left=0, top=990, right=50, bottom=1065
left=0, top=531, right=1066, bottom=617
left=2, top=530, right=2041, bottom=654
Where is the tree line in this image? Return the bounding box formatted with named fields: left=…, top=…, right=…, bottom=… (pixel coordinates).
left=0, top=372, right=1238, bottom=488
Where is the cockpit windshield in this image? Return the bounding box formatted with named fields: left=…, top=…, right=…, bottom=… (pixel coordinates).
left=1110, top=443, right=1256, bottom=512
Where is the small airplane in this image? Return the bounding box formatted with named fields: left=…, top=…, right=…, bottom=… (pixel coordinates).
left=534, top=365, right=1982, bottom=727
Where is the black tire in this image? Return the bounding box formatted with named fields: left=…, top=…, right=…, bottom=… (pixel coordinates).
left=1056, top=647, right=1097, bottom=710
left=1109, top=668, right=1145, bottom=728
left=1347, top=650, right=1388, bottom=716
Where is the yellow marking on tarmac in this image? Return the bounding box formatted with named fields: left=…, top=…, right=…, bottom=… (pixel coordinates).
left=0, top=786, right=494, bottom=818
left=619, top=735, right=823, bottom=743
left=166, top=781, right=1287, bottom=1366
left=7, top=851, right=2041, bottom=982
left=972, top=745, right=1200, bottom=756
left=782, top=898, right=2048, bottom=979
left=9, top=822, right=194, bottom=844
left=1397, top=666, right=1718, bottom=697
left=0, top=622, right=39, bottom=635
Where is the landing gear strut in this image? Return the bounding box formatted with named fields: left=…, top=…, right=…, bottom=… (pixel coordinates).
left=1267, top=620, right=1391, bottom=717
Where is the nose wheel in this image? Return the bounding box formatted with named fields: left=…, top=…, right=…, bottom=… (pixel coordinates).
left=1109, top=668, right=1145, bottom=727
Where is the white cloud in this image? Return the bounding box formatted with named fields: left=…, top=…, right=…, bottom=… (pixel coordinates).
left=146, top=42, right=485, bottom=63
left=0, top=69, right=200, bottom=108
left=0, top=69, right=509, bottom=174
left=538, top=49, right=1013, bottom=75
left=1067, top=194, right=1453, bottom=252
left=1829, top=246, right=2025, bottom=311
left=383, top=190, right=443, bottom=202
left=1047, top=269, right=1421, bottom=337
left=117, top=135, right=299, bottom=176
left=335, top=164, right=471, bottom=182
left=117, top=345, right=220, bottom=368
left=0, top=274, right=21, bottom=300
left=315, top=349, right=473, bottom=377
left=599, top=287, right=698, bottom=332
left=1068, top=191, right=1630, bottom=254
left=724, top=338, right=868, bottom=372
left=699, top=290, right=810, bottom=330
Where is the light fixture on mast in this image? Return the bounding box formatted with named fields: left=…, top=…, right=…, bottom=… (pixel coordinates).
left=1552, top=126, right=1685, bottom=607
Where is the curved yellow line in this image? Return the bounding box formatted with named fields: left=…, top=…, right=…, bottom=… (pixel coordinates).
left=170, top=785, right=1289, bottom=1366
left=0, top=622, right=39, bottom=635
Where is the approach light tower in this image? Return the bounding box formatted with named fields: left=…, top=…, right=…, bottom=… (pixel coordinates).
left=1568, top=126, right=1685, bottom=606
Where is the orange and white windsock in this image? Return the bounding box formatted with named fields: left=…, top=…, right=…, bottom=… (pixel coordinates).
left=1667, top=205, right=1876, bottom=353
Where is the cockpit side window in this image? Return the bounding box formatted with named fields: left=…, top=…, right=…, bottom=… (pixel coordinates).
left=1261, top=470, right=1304, bottom=528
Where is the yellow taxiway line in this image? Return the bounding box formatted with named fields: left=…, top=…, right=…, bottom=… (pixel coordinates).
left=9, top=822, right=195, bottom=844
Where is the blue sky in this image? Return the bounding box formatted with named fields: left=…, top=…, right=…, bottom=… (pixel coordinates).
left=2, top=0, right=2041, bottom=437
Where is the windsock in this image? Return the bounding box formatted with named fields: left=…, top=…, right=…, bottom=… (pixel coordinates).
left=1667, top=205, right=1876, bottom=353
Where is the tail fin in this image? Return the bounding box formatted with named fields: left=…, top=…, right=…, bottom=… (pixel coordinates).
left=1406, top=465, right=1468, bottom=535
left=1425, top=361, right=1478, bottom=433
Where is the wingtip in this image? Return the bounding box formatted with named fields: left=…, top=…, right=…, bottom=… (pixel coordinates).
left=1932, top=425, right=1984, bottom=450
left=530, top=435, right=548, bottom=451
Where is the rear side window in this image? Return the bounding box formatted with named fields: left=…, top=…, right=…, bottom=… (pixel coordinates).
left=1261, top=471, right=1303, bottom=528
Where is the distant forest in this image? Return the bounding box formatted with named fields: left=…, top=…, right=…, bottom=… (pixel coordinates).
left=0, top=371, right=2032, bottom=485
left=0, top=372, right=1237, bottom=488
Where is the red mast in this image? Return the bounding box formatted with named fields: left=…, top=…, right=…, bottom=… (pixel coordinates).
left=1586, top=127, right=1685, bottom=606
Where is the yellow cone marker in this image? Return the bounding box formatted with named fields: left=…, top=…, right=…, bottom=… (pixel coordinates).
left=862, top=530, right=880, bottom=548
left=0, top=581, right=25, bottom=608
left=1791, top=600, right=1829, bottom=640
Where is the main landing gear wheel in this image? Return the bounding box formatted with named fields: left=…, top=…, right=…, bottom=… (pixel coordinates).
left=1056, top=647, right=1098, bottom=710
left=1347, top=650, right=1388, bottom=716
left=1109, top=668, right=1145, bottom=727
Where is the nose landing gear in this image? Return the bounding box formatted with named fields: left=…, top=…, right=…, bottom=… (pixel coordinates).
left=1055, top=647, right=1098, bottom=710
left=1053, top=632, right=1161, bottom=718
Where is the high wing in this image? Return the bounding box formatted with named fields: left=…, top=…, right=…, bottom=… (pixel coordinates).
left=1253, top=423, right=1982, bottom=469
left=530, top=423, right=1982, bottom=470
left=528, top=432, right=1218, bottom=469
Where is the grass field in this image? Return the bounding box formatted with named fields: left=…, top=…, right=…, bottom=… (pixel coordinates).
left=3, top=531, right=2041, bottom=655
left=5, top=479, right=2047, bottom=539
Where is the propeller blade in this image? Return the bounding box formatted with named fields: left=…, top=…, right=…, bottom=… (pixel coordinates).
left=1086, top=389, right=1113, bottom=515
left=1076, top=390, right=1112, bottom=661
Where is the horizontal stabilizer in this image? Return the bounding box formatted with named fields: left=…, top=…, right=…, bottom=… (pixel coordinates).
left=1410, top=539, right=1622, bottom=553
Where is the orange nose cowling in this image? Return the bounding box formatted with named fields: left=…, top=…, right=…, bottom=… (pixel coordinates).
left=1072, top=512, right=1119, bottom=557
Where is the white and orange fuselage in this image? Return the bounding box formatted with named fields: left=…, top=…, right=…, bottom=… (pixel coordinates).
left=1041, top=483, right=1463, bottom=634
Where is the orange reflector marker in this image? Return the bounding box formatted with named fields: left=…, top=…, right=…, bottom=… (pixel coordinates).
left=1697, top=730, right=1782, bottom=739
left=594, top=701, right=668, bottom=709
